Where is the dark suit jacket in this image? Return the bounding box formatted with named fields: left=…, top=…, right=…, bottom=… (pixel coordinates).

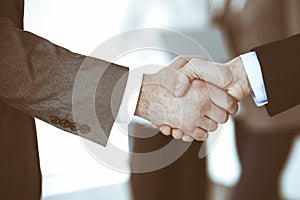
left=253, top=34, right=300, bottom=116
left=0, top=16, right=129, bottom=145
left=0, top=0, right=128, bottom=199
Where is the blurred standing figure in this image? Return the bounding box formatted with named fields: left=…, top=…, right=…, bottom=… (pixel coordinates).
left=213, top=0, right=300, bottom=199
left=0, top=1, right=42, bottom=199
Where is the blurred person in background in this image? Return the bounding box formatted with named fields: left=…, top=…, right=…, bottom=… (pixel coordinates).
left=211, top=0, right=300, bottom=199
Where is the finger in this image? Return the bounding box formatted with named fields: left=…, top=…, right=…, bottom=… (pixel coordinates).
left=206, top=82, right=239, bottom=115
left=160, top=125, right=172, bottom=136
left=198, top=117, right=218, bottom=132
left=182, top=135, right=194, bottom=142
left=168, top=56, right=190, bottom=70
left=168, top=56, right=208, bottom=70
left=173, top=57, right=209, bottom=97
left=178, top=58, right=233, bottom=90
left=172, top=129, right=184, bottom=139
left=206, top=103, right=229, bottom=123
left=151, top=123, right=159, bottom=129
left=192, top=128, right=208, bottom=141
left=174, top=58, right=208, bottom=97
left=173, top=72, right=190, bottom=97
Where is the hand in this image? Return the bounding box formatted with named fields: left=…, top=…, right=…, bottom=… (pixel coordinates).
left=134, top=57, right=238, bottom=141
left=173, top=56, right=252, bottom=101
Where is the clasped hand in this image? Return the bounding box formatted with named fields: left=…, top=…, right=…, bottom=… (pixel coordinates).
left=135, top=56, right=251, bottom=142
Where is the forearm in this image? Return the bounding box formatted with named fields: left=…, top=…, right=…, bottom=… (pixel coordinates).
left=0, top=17, right=129, bottom=145
left=253, top=34, right=300, bottom=115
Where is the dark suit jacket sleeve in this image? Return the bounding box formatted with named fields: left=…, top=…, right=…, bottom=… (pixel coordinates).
left=0, top=17, right=129, bottom=146
left=253, top=34, right=300, bottom=116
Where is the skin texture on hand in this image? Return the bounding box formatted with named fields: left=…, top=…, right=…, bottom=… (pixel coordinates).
left=135, top=57, right=239, bottom=141
left=163, top=56, right=251, bottom=141
left=174, top=56, right=252, bottom=101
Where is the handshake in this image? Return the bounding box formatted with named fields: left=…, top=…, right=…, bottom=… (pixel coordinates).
left=135, top=56, right=252, bottom=142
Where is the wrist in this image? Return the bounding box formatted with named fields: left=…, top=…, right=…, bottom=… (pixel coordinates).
left=226, top=56, right=252, bottom=100
left=134, top=73, right=174, bottom=123
left=134, top=74, right=153, bottom=120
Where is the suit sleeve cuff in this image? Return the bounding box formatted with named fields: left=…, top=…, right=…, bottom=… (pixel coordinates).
left=240, top=52, right=268, bottom=106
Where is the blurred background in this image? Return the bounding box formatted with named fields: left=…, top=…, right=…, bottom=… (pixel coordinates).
left=24, top=0, right=300, bottom=199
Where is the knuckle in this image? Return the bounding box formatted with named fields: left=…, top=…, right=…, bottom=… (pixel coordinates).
left=188, top=58, right=202, bottom=71
left=189, top=58, right=198, bottom=65
left=176, top=55, right=184, bottom=60
left=205, top=101, right=213, bottom=111
left=174, top=56, right=186, bottom=64
left=191, top=80, right=206, bottom=92
left=190, top=79, right=199, bottom=87
left=194, top=130, right=208, bottom=141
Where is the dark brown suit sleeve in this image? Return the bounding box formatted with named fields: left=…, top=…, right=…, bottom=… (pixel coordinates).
left=253, top=34, right=300, bottom=116
left=0, top=17, right=129, bottom=146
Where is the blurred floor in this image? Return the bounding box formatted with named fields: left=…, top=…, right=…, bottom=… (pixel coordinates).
left=43, top=182, right=131, bottom=200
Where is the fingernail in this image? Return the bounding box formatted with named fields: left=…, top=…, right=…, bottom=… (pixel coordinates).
left=172, top=131, right=182, bottom=139
left=182, top=136, right=193, bottom=142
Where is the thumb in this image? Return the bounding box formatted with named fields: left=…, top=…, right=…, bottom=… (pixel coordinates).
left=173, top=71, right=190, bottom=97
left=180, top=59, right=233, bottom=90
left=173, top=58, right=207, bottom=97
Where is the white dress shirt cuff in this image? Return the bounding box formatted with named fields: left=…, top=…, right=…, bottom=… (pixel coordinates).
left=116, top=70, right=144, bottom=124
left=240, top=52, right=268, bottom=106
